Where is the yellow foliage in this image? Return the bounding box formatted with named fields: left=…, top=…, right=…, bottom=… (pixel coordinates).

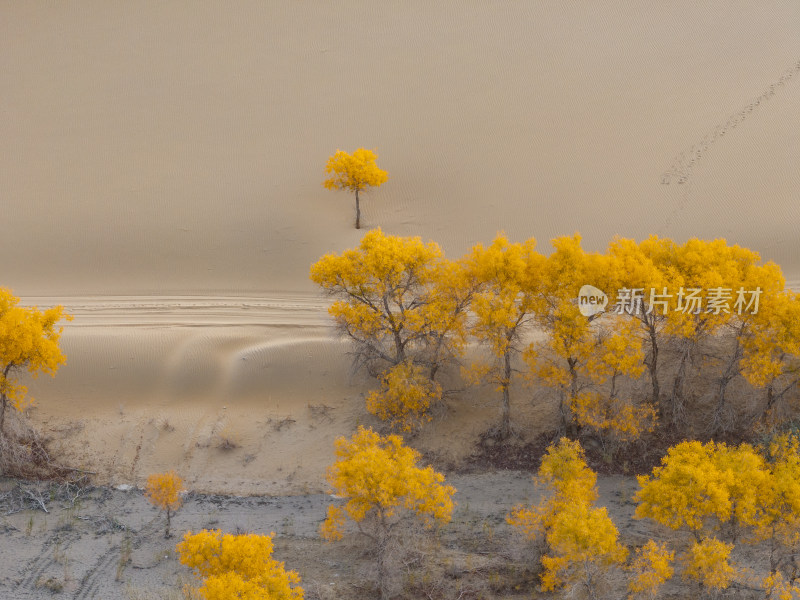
left=366, top=361, right=442, bottom=432
left=539, top=501, right=628, bottom=591
left=742, top=292, right=800, bottom=389
left=634, top=440, right=770, bottom=536
left=763, top=572, right=800, bottom=600
left=573, top=391, right=657, bottom=443
left=310, top=229, right=468, bottom=378
left=529, top=301, right=595, bottom=387
left=319, top=505, right=345, bottom=542
left=145, top=471, right=185, bottom=538
left=144, top=471, right=184, bottom=512
left=464, top=234, right=543, bottom=357
left=321, top=426, right=455, bottom=539
left=535, top=438, right=596, bottom=503
left=627, top=540, right=674, bottom=598
left=0, top=288, right=71, bottom=428
left=323, top=148, right=387, bottom=229
left=462, top=234, right=545, bottom=436
left=323, top=148, right=388, bottom=194
left=682, top=537, right=735, bottom=590
left=176, top=529, right=303, bottom=600
left=585, top=318, right=644, bottom=382
left=507, top=439, right=625, bottom=593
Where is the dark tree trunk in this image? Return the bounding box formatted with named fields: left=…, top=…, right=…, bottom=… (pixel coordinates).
left=670, top=339, right=692, bottom=426
left=376, top=510, right=390, bottom=600
left=711, top=334, right=743, bottom=434
left=0, top=364, right=12, bottom=435
left=499, top=349, right=512, bottom=440
left=0, top=394, right=6, bottom=436
left=355, top=188, right=361, bottom=229
left=645, top=318, right=660, bottom=405
left=566, top=357, right=580, bottom=438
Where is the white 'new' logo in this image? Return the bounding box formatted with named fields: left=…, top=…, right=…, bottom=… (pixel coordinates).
left=577, top=285, right=608, bottom=318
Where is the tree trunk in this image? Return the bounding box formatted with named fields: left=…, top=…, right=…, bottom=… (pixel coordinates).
left=0, top=364, right=12, bottom=436
left=355, top=189, right=361, bottom=229
left=763, top=383, right=775, bottom=424
left=376, top=510, right=390, bottom=600
left=711, top=334, right=743, bottom=435
left=0, top=394, right=6, bottom=436
left=165, top=507, right=171, bottom=539
left=499, top=349, right=512, bottom=440
left=566, top=357, right=580, bottom=438
left=645, top=318, right=660, bottom=405
left=670, top=339, right=692, bottom=426
left=558, top=388, right=570, bottom=435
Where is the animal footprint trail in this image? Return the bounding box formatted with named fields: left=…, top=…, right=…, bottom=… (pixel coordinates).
left=661, top=59, right=800, bottom=186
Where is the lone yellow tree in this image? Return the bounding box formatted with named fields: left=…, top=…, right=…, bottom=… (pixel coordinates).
left=145, top=471, right=185, bottom=538
left=0, top=288, right=71, bottom=435
left=321, top=426, right=455, bottom=599
left=323, top=148, right=388, bottom=229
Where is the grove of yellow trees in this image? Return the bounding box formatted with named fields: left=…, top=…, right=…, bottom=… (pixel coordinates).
left=312, top=230, right=797, bottom=445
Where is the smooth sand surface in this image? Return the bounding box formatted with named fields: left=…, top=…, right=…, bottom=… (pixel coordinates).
left=2, top=2, right=799, bottom=492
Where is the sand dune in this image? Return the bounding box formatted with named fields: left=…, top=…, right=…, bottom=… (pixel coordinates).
left=3, top=1, right=800, bottom=492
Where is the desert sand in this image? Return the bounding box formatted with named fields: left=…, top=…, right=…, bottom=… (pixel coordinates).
left=4, top=0, right=799, bottom=492
left=1, top=2, right=799, bottom=595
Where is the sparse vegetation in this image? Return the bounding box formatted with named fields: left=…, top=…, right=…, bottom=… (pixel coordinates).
left=145, top=471, right=185, bottom=538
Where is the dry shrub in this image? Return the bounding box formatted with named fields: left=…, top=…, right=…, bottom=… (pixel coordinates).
left=0, top=412, right=77, bottom=481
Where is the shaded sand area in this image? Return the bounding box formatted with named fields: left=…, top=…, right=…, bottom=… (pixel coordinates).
left=22, top=295, right=551, bottom=495
left=2, top=1, right=800, bottom=492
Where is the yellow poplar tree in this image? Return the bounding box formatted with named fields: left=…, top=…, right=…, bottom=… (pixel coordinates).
left=539, top=500, right=628, bottom=596
left=627, top=540, right=675, bottom=599
left=683, top=537, right=736, bottom=591
left=754, top=434, right=800, bottom=583
left=310, top=229, right=469, bottom=381
left=365, top=360, right=442, bottom=433
left=741, top=291, right=800, bottom=428
left=685, top=241, right=785, bottom=434
left=526, top=234, right=613, bottom=437
left=176, top=529, right=303, bottom=600
left=463, top=235, right=545, bottom=439
left=634, top=440, right=770, bottom=542
left=575, top=317, right=656, bottom=451
left=508, top=438, right=626, bottom=596
left=607, top=236, right=674, bottom=407
left=0, top=288, right=71, bottom=434
left=323, top=148, right=388, bottom=229
left=321, top=426, right=455, bottom=599
left=144, top=471, right=185, bottom=538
